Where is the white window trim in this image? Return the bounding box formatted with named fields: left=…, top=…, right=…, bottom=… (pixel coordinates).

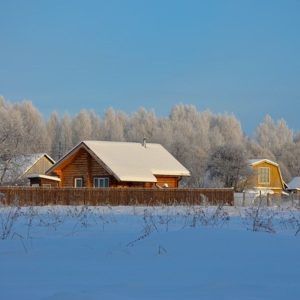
left=93, top=177, right=109, bottom=188
left=74, top=177, right=83, bottom=188
left=258, top=167, right=270, bottom=184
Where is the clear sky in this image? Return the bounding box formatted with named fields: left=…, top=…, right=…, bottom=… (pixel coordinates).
left=0, top=0, right=299, bottom=134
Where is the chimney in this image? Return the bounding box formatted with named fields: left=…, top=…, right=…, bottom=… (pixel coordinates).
left=142, top=136, right=147, bottom=148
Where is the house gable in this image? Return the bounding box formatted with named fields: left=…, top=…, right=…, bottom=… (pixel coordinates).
left=51, top=146, right=117, bottom=187
left=24, top=155, right=55, bottom=177
left=248, top=159, right=285, bottom=193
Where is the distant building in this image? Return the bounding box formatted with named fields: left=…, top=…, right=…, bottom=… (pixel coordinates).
left=286, top=177, right=300, bottom=196
left=0, top=153, right=55, bottom=185
left=245, top=159, right=287, bottom=195
left=45, top=140, right=190, bottom=188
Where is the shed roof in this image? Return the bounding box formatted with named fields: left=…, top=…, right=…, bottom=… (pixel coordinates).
left=47, top=141, right=190, bottom=182
left=287, top=177, right=300, bottom=191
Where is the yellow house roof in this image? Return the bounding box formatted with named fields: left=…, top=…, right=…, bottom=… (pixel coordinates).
left=249, top=158, right=279, bottom=167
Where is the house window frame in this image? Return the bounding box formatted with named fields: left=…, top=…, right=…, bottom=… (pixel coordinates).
left=42, top=184, right=51, bottom=188
left=74, top=177, right=84, bottom=188
left=93, top=177, right=109, bottom=188
left=258, top=167, right=270, bottom=184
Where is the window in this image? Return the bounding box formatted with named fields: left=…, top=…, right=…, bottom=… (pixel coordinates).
left=74, top=177, right=83, bottom=188
left=94, top=177, right=109, bottom=188
left=42, top=184, right=51, bottom=188
left=258, top=167, right=270, bottom=184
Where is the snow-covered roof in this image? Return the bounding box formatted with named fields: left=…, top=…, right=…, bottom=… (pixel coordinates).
left=248, top=159, right=278, bottom=166
left=27, top=174, right=61, bottom=182
left=48, top=141, right=190, bottom=182
left=287, top=177, right=300, bottom=190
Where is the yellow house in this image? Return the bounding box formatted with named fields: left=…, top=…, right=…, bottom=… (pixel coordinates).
left=247, top=159, right=286, bottom=195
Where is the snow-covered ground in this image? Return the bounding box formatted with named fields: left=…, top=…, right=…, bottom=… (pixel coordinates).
left=0, top=205, right=300, bottom=300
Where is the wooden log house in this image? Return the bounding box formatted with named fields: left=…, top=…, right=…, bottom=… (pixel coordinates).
left=43, top=140, right=190, bottom=188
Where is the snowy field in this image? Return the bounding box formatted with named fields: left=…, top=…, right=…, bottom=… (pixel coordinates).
left=1, top=205, right=300, bottom=300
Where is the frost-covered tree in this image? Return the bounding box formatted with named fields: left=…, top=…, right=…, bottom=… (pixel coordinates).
left=206, top=144, right=251, bottom=190
left=60, top=114, right=73, bottom=156
left=14, top=100, right=49, bottom=153
left=0, top=102, right=22, bottom=182
left=103, top=107, right=127, bottom=141
left=72, top=109, right=94, bottom=144
left=125, top=108, right=157, bottom=142
left=210, top=113, right=244, bottom=147
left=47, top=112, right=61, bottom=160
left=256, top=115, right=293, bottom=157
left=89, top=110, right=102, bottom=140
left=294, top=132, right=300, bottom=143
left=0, top=99, right=54, bottom=184
left=256, top=115, right=277, bottom=150
left=159, top=105, right=213, bottom=187
left=280, top=143, right=300, bottom=178
left=244, top=137, right=275, bottom=161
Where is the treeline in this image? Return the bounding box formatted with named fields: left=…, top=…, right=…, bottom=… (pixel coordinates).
left=1, top=96, right=299, bottom=188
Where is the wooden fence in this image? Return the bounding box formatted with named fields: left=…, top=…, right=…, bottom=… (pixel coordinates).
left=0, top=187, right=234, bottom=206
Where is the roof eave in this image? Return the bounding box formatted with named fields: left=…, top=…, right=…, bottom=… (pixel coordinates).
left=152, top=171, right=191, bottom=177
left=249, top=159, right=279, bottom=167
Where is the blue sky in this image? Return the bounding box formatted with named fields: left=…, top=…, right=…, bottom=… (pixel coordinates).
left=0, top=0, right=299, bottom=134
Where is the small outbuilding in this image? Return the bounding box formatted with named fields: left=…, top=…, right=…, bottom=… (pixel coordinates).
left=1, top=153, right=55, bottom=186
left=246, top=159, right=287, bottom=195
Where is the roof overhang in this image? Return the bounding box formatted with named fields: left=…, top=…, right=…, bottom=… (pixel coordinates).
left=249, top=159, right=279, bottom=167
left=152, top=170, right=191, bottom=177
left=27, top=174, right=61, bottom=182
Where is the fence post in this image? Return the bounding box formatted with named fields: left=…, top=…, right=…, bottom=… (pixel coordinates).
left=259, top=190, right=262, bottom=204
